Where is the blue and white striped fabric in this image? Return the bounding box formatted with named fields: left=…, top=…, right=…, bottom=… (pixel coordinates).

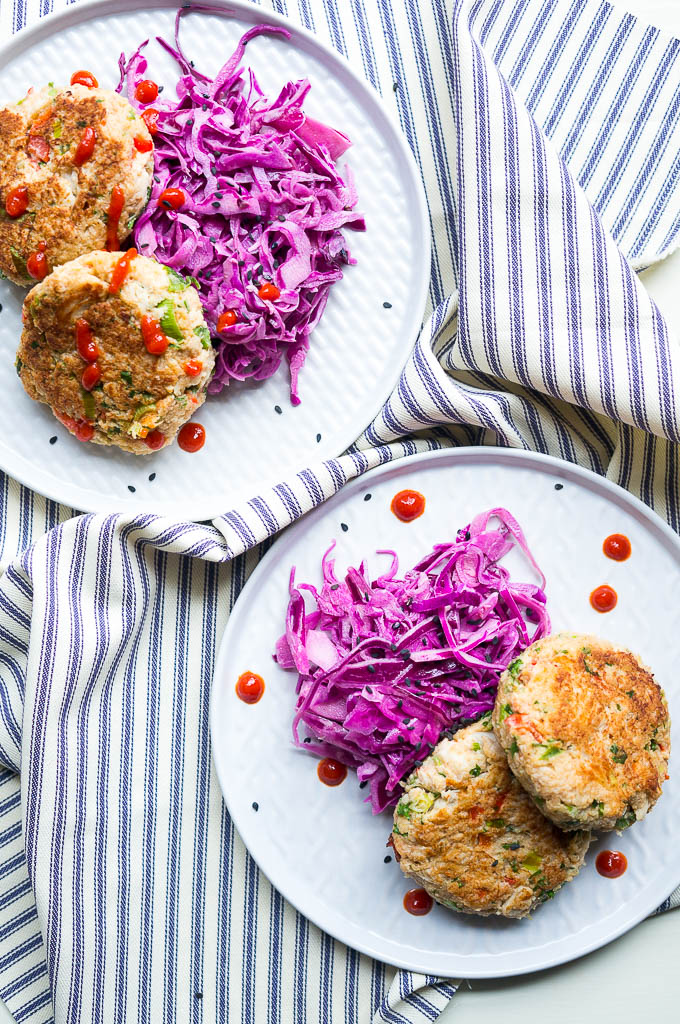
left=0, top=0, right=679, bottom=1020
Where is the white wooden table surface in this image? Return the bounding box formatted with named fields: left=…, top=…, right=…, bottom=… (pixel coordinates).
left=0, top=1, right=678, bottom=1021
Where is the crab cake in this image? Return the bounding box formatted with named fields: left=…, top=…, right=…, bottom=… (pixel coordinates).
left=17, top=250, right=214, bottom=453
left=493, top=633, right=670, bottom=832
left=0, top=81, right=153, bottom=285
left=391, top=719, right=590, bottom=918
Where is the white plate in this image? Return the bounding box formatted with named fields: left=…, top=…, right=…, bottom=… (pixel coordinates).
left=211, top=447, right=680, bottom=978
left=0, top=0, right=429, bottom=520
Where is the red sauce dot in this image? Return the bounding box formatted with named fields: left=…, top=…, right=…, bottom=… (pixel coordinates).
left=403, top=888, right=433, bottom=916
left=178, top=422, right=206, bottom=453
left=317, top=758, right=347, bottom=787
left=141, top=108, right=160, bottom=135
left=596, top=850, right=627, bottom=878
left=135, top=79, right=159, bottom=104
left=258, top=282, right=281, bottom=301
left=26, top=242, right=48, bottom=280
left=235, top=671, right=265, bottom=705
left=590, top=584, right=617, bottom=613
left=157, top=188, right=185, bottom=211
left=5, top=185, right=29, bottom=218
left=217, top=310, right=237, bottom=332
left=144, top=429, right=165, bottom=451
left=70, top=70, right=98, bottom=89
left=391, top=489, right=426, bottom=522
left=603, top=534, right=631, bottom=561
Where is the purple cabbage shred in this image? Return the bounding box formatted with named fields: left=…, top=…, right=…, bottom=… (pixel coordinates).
left=275, top=507, right=550, bottom=813
left=118, top=8, right=365, bottom=404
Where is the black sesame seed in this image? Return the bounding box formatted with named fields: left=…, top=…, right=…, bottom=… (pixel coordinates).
left=396, top=700, right=403, bottom=709
left=393, top=82, right=399, bottom=92
left=149, top=473, right=156, bottom=482
left=161, top=200, right=173, bottom=210
left=316, top=433, right=321, bottom=443
left=128, top=485, right=136, bottom=493
left=158, top=85, right=164, bottom=93
left=212, top=202, right=220, bottom=208
left=274, top=405, right=282, bottom=414
left=367, top=667, right=375, bottom=675
left=252, top=802, right=259, bottom=811
left=340, top=523, right=349, bottom=532
left=390, top=643, right=398, bottom=652
left=554, top=483, right=564, bottom=490
left=330, top=583, right=340, bottom=591
left=278, top=214, right=286, bottom=221
left=359, top=780, right=367, bottom=789
left=195, top=993, right=203, bottom=1000
left=303, top=737, right=311, bottom=743
left=49, top=435, right=57, bottom=445
left=364, top=493, right=372, bottom=501
left=383, top=301, right=392, bottom=309
left=202, top=104, right=208, bottom=111
left=491, top=859, right=498, bottom=867
left=384, top=855, right=392, bottom=863
left=153, top=175, right=160, bottom=183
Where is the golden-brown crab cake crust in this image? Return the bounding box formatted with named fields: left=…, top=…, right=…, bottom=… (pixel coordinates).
left=17, top=251, right=214, bottom=453
left=493, top=632, right=670, bottom=832
left=0, top=83, right=153, bottom=285
left=391, top=719, right=590, bottom=918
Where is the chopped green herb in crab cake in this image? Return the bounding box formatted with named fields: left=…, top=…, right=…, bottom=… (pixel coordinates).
left=391, top=720, right=590, bottom=918
left=16, top=250, right=214, bottom=453
left=492, top=632, right=670, bottom=832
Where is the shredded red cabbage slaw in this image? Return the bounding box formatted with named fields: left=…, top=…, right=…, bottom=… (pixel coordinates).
left=118, top=8, right=364, bottom=404
left=275, top=508, right=550, bottom=813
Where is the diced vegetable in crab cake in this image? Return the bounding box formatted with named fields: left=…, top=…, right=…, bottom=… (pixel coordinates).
left=492, top=633, right=670, bottom=832
left=0, top=79, right=153, bottom=285
left=391, top=719, right=590, bottom=918
left=17, top=250, right=214, bottom=452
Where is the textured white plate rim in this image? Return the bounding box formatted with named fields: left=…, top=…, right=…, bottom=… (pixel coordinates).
left=211, top=446, right=680, bottom=978
left=0, top=0, right=430, bottom=520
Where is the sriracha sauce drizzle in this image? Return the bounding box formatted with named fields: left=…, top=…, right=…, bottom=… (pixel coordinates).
left=106, top=186, right=125, bottom=251
left=391, top=489, right=426, bottom=523
left=109, top=247, right=137, bottom=294
left=596, top=850, right=627, bottom=878
left=235, top=671, right=265, bottom=704
left=74, top=126, right=96, bottom=167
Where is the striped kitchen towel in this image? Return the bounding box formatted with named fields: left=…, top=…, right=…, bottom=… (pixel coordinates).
left=0, top=0, right=679, bottom=1021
